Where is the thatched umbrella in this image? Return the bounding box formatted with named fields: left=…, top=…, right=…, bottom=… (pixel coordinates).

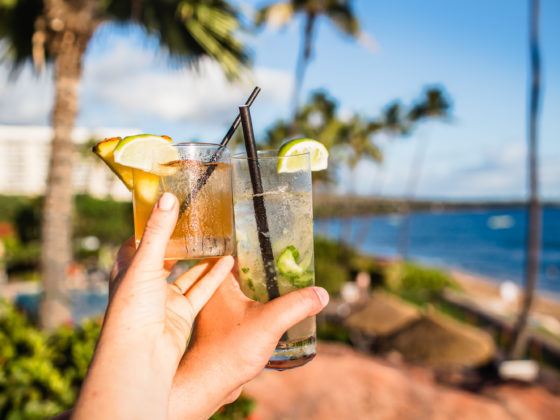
left=381, top=311, right=495, bottom=368
left=344, top=292, right=421, bottom=336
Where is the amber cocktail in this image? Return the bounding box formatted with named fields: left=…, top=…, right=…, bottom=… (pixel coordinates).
left=133, top=143, right=234, bottom=260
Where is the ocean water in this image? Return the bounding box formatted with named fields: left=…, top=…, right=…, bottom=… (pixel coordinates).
left=315, top=207, right=560, bottom=293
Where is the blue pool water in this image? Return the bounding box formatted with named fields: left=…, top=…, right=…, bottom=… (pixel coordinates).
left=16, top=290, right=108, bottom=323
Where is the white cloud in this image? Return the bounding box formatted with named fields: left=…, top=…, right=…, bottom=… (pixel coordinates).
left=0, top=35, right=293, bottom=130
left=338, top=140, right=560, bottom=200
left=0, top=64, right=53, bottom=125
left=81, top=39, right=293, bottom=125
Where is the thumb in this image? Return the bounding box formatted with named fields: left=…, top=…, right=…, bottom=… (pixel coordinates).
left=258, top=287, right=329, bottom=339
left=134, top=192, right=178, bottom=270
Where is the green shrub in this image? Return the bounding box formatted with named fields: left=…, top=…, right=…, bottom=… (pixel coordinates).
left=210, top=394, right=255, bottom=420
left=314, top=236, right=357, bottom=263
left=315, top=259, right=351, bottom=295
left=317, top=319, right=352, bottom=344
left=313, top=236, right=387, bottom=295
left=2, top=237, right=40, bottom=276
left=385, top=261, right=458, bottom=305
left=13, top=199, right=42, bottom=243
left=0, top=196, right=35, bottom=223
left=313, top=236, right=356, bottom=295
left=47, top=320, right=101, bottom=390
left=0, top=301, right=76, bottom=419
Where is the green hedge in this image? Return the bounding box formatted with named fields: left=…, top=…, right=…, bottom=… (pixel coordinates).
left=73, top=194, right=133, bottom=244
left=1, top=195, right=133, bottom=273
left=0, top=194, right=132, bottom=246
left=0, top=196, right=35, bottom=223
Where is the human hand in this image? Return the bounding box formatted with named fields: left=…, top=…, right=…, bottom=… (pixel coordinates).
left=168, top=265, right=329, bottom=419
left=74, top=192, right=233, bottom=420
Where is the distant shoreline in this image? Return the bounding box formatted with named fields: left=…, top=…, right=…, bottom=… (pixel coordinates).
left=313, top=194, right=560, bottom=219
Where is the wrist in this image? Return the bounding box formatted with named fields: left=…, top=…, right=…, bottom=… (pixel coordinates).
left=74, top=330, right=177, bottom=419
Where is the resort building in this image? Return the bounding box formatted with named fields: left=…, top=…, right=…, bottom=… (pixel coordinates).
left=0, top=125, right=135, bottom=200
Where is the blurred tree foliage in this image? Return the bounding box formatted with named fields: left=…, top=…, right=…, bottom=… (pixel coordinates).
left=0, top=300, right=255, bottom=419
left=255, top=0, right=361, bottom=121
left=258, top=88, right=450, bottom=188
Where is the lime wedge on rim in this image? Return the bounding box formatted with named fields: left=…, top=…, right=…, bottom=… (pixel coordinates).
left=277, top=138, right=328, bottom=173
left=113, top=134, right=177, bottom=176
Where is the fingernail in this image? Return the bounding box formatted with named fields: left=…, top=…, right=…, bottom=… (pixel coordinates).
left=158, top=192, right=175, bottom=211
left=313, top=287, right=329, bottom=307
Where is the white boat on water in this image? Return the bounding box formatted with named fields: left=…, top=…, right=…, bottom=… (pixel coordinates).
left=487, top=214, right=515, bottom=230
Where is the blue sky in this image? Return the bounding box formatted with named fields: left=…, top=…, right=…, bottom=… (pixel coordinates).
left=1, top=0, right=559, bottom=199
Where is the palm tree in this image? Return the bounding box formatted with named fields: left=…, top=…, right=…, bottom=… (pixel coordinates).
left=395, top=87, right=451, bottom=259
left=510, top=0, right=542, bottom=359
left=255, top=0, right=360, bottom=125
left=0, top=0, right=249, bottom=330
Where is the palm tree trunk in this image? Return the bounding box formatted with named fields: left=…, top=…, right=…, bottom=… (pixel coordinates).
left=397, top=133, right=429, bottom=260
left=291, top=12, right=316, bottom=130
left=39, top=2, right=97, bottom=330
left=510, top=0, right=542, bottom=358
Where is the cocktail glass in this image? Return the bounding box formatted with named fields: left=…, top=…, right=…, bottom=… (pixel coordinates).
left=133, top=142, right=234, bottom=260
left=232, top=150, right=316, bottom=369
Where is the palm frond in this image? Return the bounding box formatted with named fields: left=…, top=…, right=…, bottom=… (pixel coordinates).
left=407, top=87, right=451, bottom=121
left=104, top=0, right=250, bottom=79
left=325, top=1, right=360, bottom=36
left=383, top=102, right=407, bottom=134
left=255, top=2, right=293, bottom=29
left=0, top=0, right=46, bottom=73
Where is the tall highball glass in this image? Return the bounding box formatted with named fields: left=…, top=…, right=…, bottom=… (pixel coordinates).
left=232, top=150, right=316, bottom=369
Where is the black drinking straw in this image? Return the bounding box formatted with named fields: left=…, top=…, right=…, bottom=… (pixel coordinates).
left=239, top=105, right=280, bottom=301
left=220, top=87, right=261, bottom=147
left=178, top=87, right=261, bottom=216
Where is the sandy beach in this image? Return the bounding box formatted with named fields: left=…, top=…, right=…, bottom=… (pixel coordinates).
left=449, top=268, right=560, bottom=323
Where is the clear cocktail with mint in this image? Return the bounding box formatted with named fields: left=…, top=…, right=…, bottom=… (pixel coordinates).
left=233, top=149, right=319, bottom=369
